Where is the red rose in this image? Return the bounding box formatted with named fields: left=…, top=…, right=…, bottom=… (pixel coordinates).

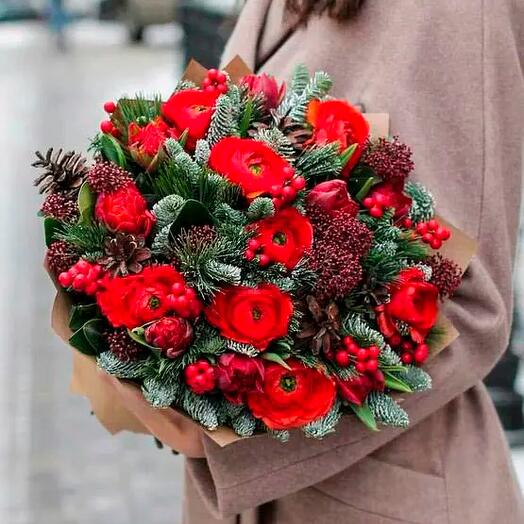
left=95, top=182, right=155, bottom=237
left=306, top=99, right=369, bottom=175
left=378, top=267, right=439, bottom=343
left=145, top=316, right=193, bottom=358
left=247, top=359, right=336, bottom=429
left=250, top=208, right=313, bottom=269
left=335, top=372, right=385, bottom=406
left=205, top=284, right=293, bottom=351
left=216, top=353, right=265, bottom=404
left=162, top=89, right=219, bottom=151
left=367, top=180, right=412, bottom=218
left=240, top=73, right=285, bottom=110
left=306, top=179, right=359, bottom=217
left=209, top=137, right=294, bottom=199
left=128, top=116, right=174, bottom=168
left=96, top=265, right=185, bottom=329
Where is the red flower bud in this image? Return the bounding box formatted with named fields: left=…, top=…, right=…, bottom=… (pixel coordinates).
left=216, top=353, right=265, bottom=404
left=240, top=73, right=285, bottom=110
left=145, top=316, right=193, bottom=359
left=306, top=179, right=359, bottom=217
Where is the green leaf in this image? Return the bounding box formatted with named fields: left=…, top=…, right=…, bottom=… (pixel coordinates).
left=168, top=199, right=213, bottom=238
left=77, top=182, right=95, bottom=225
left=69, top=319, right=106, bottom=356
left=43, top=217, right=64, bottom=247
left=128, top=326, right=161, bottom=355
left=384, top=372, right=413, bottom=393
left=340, top=143, right=358, bottom=168
left=350, top=402, right=379, bottom=431
left=262, top=352, right=291, bottom=370
left=239, top=97, right=254, bottom=137
left=69, top=303, right=100, bottom=331
left=178, top=128, right=189, bottom=148
left=348, top=165, right=380, bottom=201
left=99, top=133, right=126, bottom=167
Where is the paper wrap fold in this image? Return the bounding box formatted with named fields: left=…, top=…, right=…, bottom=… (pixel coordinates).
left=49, top=56, right=476, bottom=447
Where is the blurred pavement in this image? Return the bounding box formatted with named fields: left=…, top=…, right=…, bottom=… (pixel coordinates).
left=0, top=18, right=522, bottom=524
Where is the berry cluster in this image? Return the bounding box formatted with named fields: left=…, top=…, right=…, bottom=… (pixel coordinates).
left=326, top=336, right=381, bottom=373
left=184, top=359, right=216, bottom=394
left=105, top=328, right=143, bottom=362
left=415, top=219, right=451, bottom=250
left=244, top=237, right=270, bottom=266
left=363, top=193, right=388, bottom=218
left=399, top=340, right=429, bottom=365
left=58, top=260, right=104, bottom=295
left=100, top=100, right=120, bottom=137
left=269, top=171, right=306, bottom=210
left=166, top=282, right=203, bottom=319
left=202, top=68, right=228, bottom=94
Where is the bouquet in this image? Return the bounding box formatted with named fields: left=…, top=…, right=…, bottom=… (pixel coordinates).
left=34, top=57, right=473, bottom=444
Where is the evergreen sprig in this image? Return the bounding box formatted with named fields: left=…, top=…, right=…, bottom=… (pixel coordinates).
left=289, top=71, right=333, bottom=122
left=368, top=392, right=409, bottom=428
left=117, top=94, right=162, bottom=129
left=254, top=128, right=295, bottom=163
left=302, top=399, right=342, bottom=439
left=207, top=94, right=240, bottom=147
left=295, top=144, right=342, bottom=181
left=56, top=222, right=107, bottom=253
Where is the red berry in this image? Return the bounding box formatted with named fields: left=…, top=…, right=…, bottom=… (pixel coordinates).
left=76, top=259, right=90, bottom=272
left=185, top=360, right=215, bottom=394
left=357, top=348, right=369, bottom=361
left=207, top=68, right=218, bottom=80
left=427, top=219, right=438, bottom=231
left=170, top=282, right=185, bottom=296
left=401, top=352, right=413, bottom=364
left=58, top=272, right=72, bottom=287
left=366, top=359, right=379, bottom=373
left=369, top=206, right=383, bottom=218
left=356, top=362, right=367, bottom=374
left=414, top=343, right=429, bottom=363
left=430, top=238, right=442, bottom=250
left=374, top=370, right=385, bottom=383
left=335, top=350, right=350, bottom=367
left=324, top=349, right=335, bottom=361
left=176, top=294, right=189, bottom=309
left=100, top=120, right=113, bottom=134
left=85, top=282, right=98, bottom=295
left=436, top=227, right=451, bottom=241
left=421, top=232, right=433, bottom=244
left=272, top=197, right=282, bottom=210
left=248, top=238, right=260, bottom=250
left=202, top=77, right=212, bottom=87
left=184, top=288, right=196, bottom=300
left=401, top=340, right=413, bottom=351
left=363, top=197, right=374, bottom=208
left=282, top=185, right=297, bottom=202
left=103, top=101, right=116, bottom=113
left=259, top=254, right=271, bottom=266
left=347, top=342, right=359, bottom=355
left=389, top=334, right=402, bottom=346
left=416, top=222, right=428, bottom=235
left=403, top=217, right=413, bottom=228
left=283, top=166, right=294, bottom=180
left=245, top=249, right=255, bottom=261
left=217, top=83, right=228, bottom=94
left=205, top=85, right=215, bottom=92
left=291, top=176, right=306, bottom=190
left=72, top=274, right=86, bottom=291
left=216, top=71, right=227, bottom=84
left=110, top=127, right=120, bottom=138
left=374, top=193, right=387, bottom=205
left=342, top=336, right=353, bottom=347
left=270, top=184, right=283, bottom=197
left=368, top=345, right=380, bottom=359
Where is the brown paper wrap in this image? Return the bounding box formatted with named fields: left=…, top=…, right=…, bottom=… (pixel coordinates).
left=50, top=56, right=476, bottom=447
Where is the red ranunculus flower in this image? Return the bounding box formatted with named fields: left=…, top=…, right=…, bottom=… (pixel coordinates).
left=368, top=179, right=412, bottom=218
left=306, top=99, right=369, bottom=175
left=247, top=359, right=336, bottom=429
left=250, top=207, right=313, bottom=269
left=379, top=267, right=439, bottom=343
left=306, top=179, right=359, bottom=217
left=95, top=182, right=155, bottom=237
left=335, top=372, right=385, bottom=406
left=145, top=316, right=193, bottom=359
left=216, top=353, right=265, bottom=404
left=240, top=73, right=285, bottom=110
left=162, top=89, right=220, bottom=151
left=209, top=137, right=294, bottom=199
left=205, top=283, right=293, bottom=351
left=128, top=116, right=174, bottom=168
left=96, top=265, right=185, bottom=329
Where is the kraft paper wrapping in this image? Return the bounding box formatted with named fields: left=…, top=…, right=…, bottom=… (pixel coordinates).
left=50, top=56, right=476, bottom=447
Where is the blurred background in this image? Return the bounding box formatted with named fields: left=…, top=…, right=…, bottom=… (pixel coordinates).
left=0, top=1, right=523, bottom=523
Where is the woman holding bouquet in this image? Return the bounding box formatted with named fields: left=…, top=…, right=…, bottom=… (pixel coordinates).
left=102, top=0, right=524, bottom=522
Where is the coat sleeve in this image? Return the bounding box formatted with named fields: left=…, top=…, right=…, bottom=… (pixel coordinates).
left=186, top=0, right=524, bottom=518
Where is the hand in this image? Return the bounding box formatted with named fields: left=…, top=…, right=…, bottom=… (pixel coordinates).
left=97, top=370, right=206, bottom=458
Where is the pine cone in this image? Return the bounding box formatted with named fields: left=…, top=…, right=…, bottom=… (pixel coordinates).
left=99, top=233, right=151, bottom=276
left=250, top=112, right=312, bottom=151
left=297, top=295, right=343, bottom=355
left=33, top=148, right=89, bottom=195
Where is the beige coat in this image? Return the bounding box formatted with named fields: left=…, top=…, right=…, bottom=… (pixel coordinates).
left=184, top=1, right=524, bottom=522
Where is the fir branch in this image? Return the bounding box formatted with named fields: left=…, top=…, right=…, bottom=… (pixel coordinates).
left=302, top=399, right=342, bottom=439
left=246, top=197, right=275, bottom=221
left=173, top=79, right=197, bottom=92
left=288, top=71, right=333, bottom=122
left=254, top=128, right=295, bottom=163
left=142, top=369, right=183, bottom=408
left=182, top=390, right=219, bottom=430
left=368, top=392, right=409, bottom=428
left=194, top=139, right=211, bottom=165
left=267, top=429, right=290, bottom=442
left=396, top=366, right=432, bottom=392
left=379, top=344, right=402, bottom=366
left=206, top=94, right=239, bottom=147
left=291, top=64, right=310, bottom=95
left=295, top=143, right=342, bottom=181
left=153, top=194, right=186, bottom=229
left=117, top=94, right=162, bottom=129
left=56, top=222, right=107, bottom=253
left=97, top=351, right=152, bottom=379
left=342, top=314, right=385, bottom=348
left=231, top=408, right=257, bottom=437
left=224, top=340, right=259, bottom=357
left=405, top=181, right=435, bottom=223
